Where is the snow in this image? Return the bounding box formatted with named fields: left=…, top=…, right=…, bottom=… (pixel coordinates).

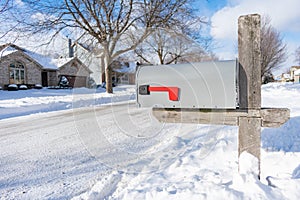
left=52, top=57, right=74, bottom=68
left=0, top=82, right=300, bottom=199
left=282, top=73, right=291, bottom=79
left=23, top=49, right=58, bottom=70
left=0, top=86, right=134, bottom=120
left=238, top=152, right=259, bottom=175
left=294, top=69, right=300, bottom=76
left=0, top=44, right=72, bottom=70
left=0, top=46, right=18, bottom=57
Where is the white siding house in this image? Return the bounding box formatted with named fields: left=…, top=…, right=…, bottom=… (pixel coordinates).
left=72, top=41, right=104, bottom=85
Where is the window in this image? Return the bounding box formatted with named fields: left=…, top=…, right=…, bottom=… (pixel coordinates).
left=9, top=62, right=25, bottom=84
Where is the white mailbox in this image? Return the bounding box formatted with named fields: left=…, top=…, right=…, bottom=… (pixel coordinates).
left=136, top=60, right=237, bottom=109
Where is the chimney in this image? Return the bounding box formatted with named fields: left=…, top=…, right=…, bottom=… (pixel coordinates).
left=68, top=38, right=74, bottom=58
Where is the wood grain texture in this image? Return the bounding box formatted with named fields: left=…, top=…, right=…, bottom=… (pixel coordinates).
left=238, top=14, right=261, bottom=109
left=152, top=108, right=289, bottom=128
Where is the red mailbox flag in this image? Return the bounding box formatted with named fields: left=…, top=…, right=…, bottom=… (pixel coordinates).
left=148, top=86, right=179, bottom=101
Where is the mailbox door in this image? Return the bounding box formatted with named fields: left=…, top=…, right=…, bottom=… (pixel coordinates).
left=136, top=60, right=237, bottom=109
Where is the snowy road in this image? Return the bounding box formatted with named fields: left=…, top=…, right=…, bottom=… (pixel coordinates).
left=0, top=106, right=106, bottom=199
left=0, top=100, right=192, bottom=200
left=0, top=104, right=152, bottom=199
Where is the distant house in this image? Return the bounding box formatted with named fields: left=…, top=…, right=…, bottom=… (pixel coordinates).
left=279, top=73, right=291, bottom=82
left=72, top=40, right=104, bottom=85
left=112, top=61, right=137, bottom=85
left=0, top=44, right=92, bottom=89
left=69, top=39, right=138, bottom=85
left=275, top=73, right=291, bottom=83
left=291, top=66, right=300, bottom=83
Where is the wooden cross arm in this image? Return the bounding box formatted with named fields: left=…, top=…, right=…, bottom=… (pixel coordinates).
left=152, top=108, right=290, bottom=128
left=260, top=108, right=290, bottom=127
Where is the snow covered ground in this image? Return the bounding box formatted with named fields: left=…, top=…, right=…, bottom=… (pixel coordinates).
left=0, top=83, right=300, bottom=199
left=0, top=86, right=135, bottom=120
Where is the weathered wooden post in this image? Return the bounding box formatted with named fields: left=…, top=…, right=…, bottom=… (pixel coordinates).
left=238, top=14, right=262, bottom=174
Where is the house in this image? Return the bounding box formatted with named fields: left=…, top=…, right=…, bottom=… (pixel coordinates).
left=294, top=69, right=300, bottom=83
left=69, top=38, right=137, bottom=85
left=52, top=57, right=92, bottom=87
left=0, top=43, right=92, bottom=89
left=71, top=40, right=104, bottom=85
left=290, top=66, right=300, bottom=83
left=280, top=73, right=291, bottom=82
left=112, top=61, right=137, bottom=85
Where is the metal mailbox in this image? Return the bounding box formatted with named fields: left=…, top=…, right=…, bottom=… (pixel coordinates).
left=136, top=60, right=237, bottom=109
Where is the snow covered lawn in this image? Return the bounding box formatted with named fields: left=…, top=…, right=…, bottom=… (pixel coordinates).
left=0, top=86, right=135, bottom=120
left=0, top=83, right=300, bottom=199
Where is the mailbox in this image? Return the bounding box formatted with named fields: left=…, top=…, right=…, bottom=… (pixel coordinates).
left=136, top=60, right=237, bottom=109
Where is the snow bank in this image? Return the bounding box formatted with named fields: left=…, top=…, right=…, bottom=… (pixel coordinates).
left=73, top=171, right=122, bottom=200
left=73, top=82, right=300, bottom=200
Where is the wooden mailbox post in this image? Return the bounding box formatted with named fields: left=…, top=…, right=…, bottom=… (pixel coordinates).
left=152, top=14, right=290, bottom=177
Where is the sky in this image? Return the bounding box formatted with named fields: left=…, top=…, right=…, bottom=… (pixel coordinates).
left=196, top=0, right=300, bottom=75
left=1, top=0, right=300, bottom=75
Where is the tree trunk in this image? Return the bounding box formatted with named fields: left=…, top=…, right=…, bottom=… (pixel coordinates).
left=104, top=56, right=113, bottom=94
left=105, top=66, right=113, bottom=94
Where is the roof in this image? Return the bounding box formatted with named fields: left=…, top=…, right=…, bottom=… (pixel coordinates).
left=52, top=57, right=93, bottom=74
left=0, top=45, right=18, bottom=57
left=0, top=44, right=90, bottom=73
left=114, top=62, right=137, bottom=74
left=0, top=44, right=57, bottom=70
left=291, top=66, right=300, bottom=70
left=51, top=57, right=74, bottom=68
left=23, top=49, right=58, bottom=70
left=282, top=73, right=291, bottom=79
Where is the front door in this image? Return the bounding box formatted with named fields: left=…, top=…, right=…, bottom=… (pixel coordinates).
left=41, top=72, right=48, bottom=87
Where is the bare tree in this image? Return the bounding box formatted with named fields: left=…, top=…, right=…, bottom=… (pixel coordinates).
left=0, top=0, right=11, bottom=13
left=13, top=0, right=193, bottom=93
left=135, top=28, right=215, bottom=65
left=0, top=0, right=15, bottom=40
left=295, top=46, right=300, bottom=65
left=261, top=16, right=287, bottom=82
left=134, top=14, right=215, bottom=65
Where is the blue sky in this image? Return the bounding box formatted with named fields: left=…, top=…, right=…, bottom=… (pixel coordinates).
left=196, top=0, right=300, bottom=75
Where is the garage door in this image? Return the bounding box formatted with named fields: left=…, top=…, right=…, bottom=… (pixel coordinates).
left=62, top=75, right=87, bottom=88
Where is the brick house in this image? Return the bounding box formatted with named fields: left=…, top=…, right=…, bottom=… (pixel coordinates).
left=0, top=44, right=92, bottom=88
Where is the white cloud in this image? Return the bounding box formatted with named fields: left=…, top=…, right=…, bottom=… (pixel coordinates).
left=31, top=12, right=48, bottom=21
left=210, top=0, right=300, bottom=40
left=14, top=0, right=25, bottom=7
left=210, top=0, right=300, bottom=70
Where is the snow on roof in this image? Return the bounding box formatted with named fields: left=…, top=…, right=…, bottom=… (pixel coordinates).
left=51, top=57, right=74, bottom=68
left=115, top=62, right=137, bottom=74
left=1, top=44, right=91, bottom=72
left=282, top=73, right=291, bottom=79
left=294, top=69, right=300, bottom=76
left=0, top=44, right=59, bottom=70
left=23, top=49, right=58, bottom=70
left=0, top=46, right=18, bottom=57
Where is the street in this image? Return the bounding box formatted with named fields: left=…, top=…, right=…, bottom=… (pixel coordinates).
left=0, top=102, right=167, bottom=200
